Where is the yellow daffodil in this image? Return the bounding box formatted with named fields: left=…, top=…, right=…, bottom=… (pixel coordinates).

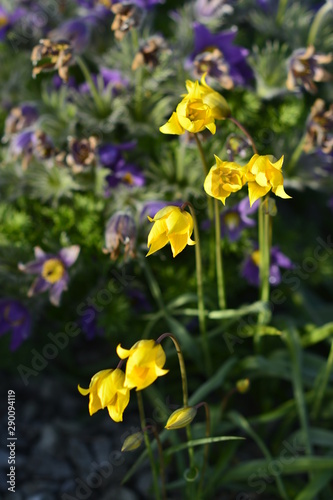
left=116, top=339, right=169, bottom=391
left=146, top=206, right=195, bottom=258
left=78, top=368, right=130, bottom=422
left=204, top=155, right=246, bottom=204
left=244, top=154, right=291, bottom=207
left=160, top=74, right=230, bottom=135
left=165, top=406, right=197, bottom=430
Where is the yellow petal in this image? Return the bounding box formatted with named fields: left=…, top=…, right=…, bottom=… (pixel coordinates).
left=78, top=384, right=90, bottom=396
left=256, top=171, right=268, bottom=187
left=160, top=112, right=184, bottom=135
left=248, top=182, right=271, bottom=207
left=168, top=232, right=191, bottom=257
left=146, top=233, right=169, bottom=256
left=116, top=344, right=131, bottom=359
left=205, top=121, right=216, bottom=134
left=273, top=184, right=292, bottom=199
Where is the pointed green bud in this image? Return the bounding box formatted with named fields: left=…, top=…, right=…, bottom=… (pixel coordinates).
left=165, top=406, right=197, bottom=430
left=121, top=432, right=144, bottom=452
left=236, top=378, right=250, bottom=394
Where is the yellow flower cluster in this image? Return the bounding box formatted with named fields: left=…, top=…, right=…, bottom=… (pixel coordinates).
left=160, top=74, right=230, bottom=135
left=204, top=153, right=291, bottom=207
left=78, top=339, right=168, bottom=422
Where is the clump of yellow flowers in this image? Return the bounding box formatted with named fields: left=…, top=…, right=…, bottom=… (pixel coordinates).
left=204, top=153, right=291, bottom=207
left=160, top=73, right=230, bottom=135
left=78, top=339, right=168, bottom=422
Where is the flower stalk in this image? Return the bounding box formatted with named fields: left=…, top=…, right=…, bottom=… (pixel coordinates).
left=196, top=401, right=211, bottom=494
left=214, top=199, right=226, bottom=309
left=136, top=391, right=161, bottom=500
left=257, top=197, right=271, bottom=330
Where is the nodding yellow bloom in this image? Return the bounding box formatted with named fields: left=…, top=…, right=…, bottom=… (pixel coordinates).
left=78, top=368, right=130, bottom=422
left=117, top=339, right=169, bottom=391
left=165, top=406, right=197, bottom=430
left=146, top=206, right=195, bottom=258
left=244, top=154, right=291, bottom=207
left=204, top=155, right=246, bottom=204
left=160, top=73, right=230, bottom=135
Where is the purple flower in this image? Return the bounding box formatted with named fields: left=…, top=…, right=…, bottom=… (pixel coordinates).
left=188, top=23, right=253, bottom=88
left=0, top=300, right=31, bottom=351
left=242, top=246, right=294, bottom=287
left=79, top=68, right=129, bottom=95
left=4, top=104, right=38, bottom=139
left=98, top=141, right=135, bottom=168
left=98, top=142, right=145, bottom=192
left=287, top=46, right=333, bottom=94
left=79, top=306, right=104, bottom=340
left=10, top=129, right=55, bottom=169
left=105, top=163, right=145, bottom=192
left=0, top=6, right=24, bottom=40
left=48, top=18, right=92, bottom=53
left=130, top=0, right=165, bottom=9
left=19, top=246, right=80, bottom=306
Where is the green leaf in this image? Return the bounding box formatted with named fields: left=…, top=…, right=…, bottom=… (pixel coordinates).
left=164, top=436, right=245, bottom=456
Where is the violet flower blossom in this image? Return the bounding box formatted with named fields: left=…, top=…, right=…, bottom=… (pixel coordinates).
left=0, top=6, right=24, bottom=41
left=188, top=23, right=253, bottom=88
left=78, top=68, right=129, bottom=96
left=48, top=18, right=92, bottom=53
left=98, top=143, right=145, bottom=193
left=0, top=300, right=31, bottom=351
left=19, top=246, right=80, bottom=306
left=242, top=246, right=294, bottom=287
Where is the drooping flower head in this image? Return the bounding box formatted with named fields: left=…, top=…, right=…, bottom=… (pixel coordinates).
left=188, top=23, right=253, bottom=89
left=66, top=136, right=98, bottom=173
left=132, top=35, right=169, bottom=70
left=31, top=39, right=73, bottom=82
left=304, top=98, right=333, bottom=155
left=204, top=155, right=246, bottom=205
left=103, top=212, right=136, bottom=260
left=242, top=246, right=294, bottom=287
left=111, top=3, right=141, bottom=41
left=160, top=73, right=230, bottom=135
left=78, top=368, right=130, bottom=422
left=146, top=206, right=195, bottom=258
left=287, top=46, right=333, bottom=94
left=244, top=154, right=291, bottom=206
left=19, top=246, right=80, bottom=306
left=48, top=18, right=91, bottom=53
left=117, top=339, right=168, bottom=391
left=4, top=104, right=38, bottom=139
left=0, top=300, right=31, bottom=351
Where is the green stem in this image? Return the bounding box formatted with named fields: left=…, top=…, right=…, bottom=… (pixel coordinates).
left=257, top=197, right=271, bottom=330
left=228, top=117, right=258, bottom=155
left=157, top=333, right=196, bottom=475
left=287, top=132, right=307, bottom=173
left=194, top=134, right=214, bottom=220
left=214, top=199, right=226, bottom=310
left=76, top=56, right=104, bottom=115
left=311, top=339, right=333, bottom=420
left=151, top=426, right=167, bottom=500
left=197, top=402, right=211, bottom=494
left=136, top=391, right=161, bottom=500
left=183, top=203, right=211, bottom=373
left=308, top=1, right=333, bottom=46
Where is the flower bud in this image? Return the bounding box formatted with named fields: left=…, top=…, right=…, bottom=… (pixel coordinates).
left=165, top=406, right=197, bottom=430
left=121, top=432, right=144, bottom=452
left=236, top=378, right=250, bottom=394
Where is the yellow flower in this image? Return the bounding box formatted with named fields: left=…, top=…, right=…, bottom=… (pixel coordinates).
left=146, top=206, right=195, bottom=258
left=204, top=155, right=246, bottom=204
left=165, top=406, right=197, bottom=430
left=244, top=154, right=291, bottom=207
left=116, top=339, right=169, bottom=391
left=160, top=74, right=230, bottom=135
left=78, top=368, right=130, bottom=422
